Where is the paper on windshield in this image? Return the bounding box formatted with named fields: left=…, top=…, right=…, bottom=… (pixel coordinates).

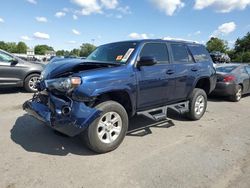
left=121, top=48, right=134, bottom=62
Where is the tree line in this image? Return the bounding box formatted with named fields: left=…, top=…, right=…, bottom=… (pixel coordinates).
left=0, top=32, right=249, bottom=62
left=0, top=41, right=96, bottom=57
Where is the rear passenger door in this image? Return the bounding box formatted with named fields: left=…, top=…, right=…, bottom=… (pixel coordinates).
left=136, top=42, right=175, bottom=110
left=169, top=43, right=197, bottom=101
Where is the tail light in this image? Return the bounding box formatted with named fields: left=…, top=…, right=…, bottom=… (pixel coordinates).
left=223, top=75, right=235, bottom=82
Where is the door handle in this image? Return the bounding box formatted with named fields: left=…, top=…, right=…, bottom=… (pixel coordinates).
left=166, top=69, right=175, bottom=75
left=191, top=67, right=198, bottom=72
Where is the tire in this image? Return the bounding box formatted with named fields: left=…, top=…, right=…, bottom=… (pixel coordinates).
left=82, top=101, right=128, bottom=153
left=229, top=85, right=242, bottom=102
left=186, top=88, right=207, bottom=120
left=24, top=74, right=40, bottom=92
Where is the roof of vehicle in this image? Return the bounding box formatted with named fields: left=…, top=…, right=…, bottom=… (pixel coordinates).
left=103, top=39, right=201, bottom=45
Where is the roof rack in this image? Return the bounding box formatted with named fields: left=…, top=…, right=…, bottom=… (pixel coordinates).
left=162, top=37, right=199, bottom=44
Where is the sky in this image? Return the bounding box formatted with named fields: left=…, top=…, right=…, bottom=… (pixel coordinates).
left=0, top=0, right=249, bottom=51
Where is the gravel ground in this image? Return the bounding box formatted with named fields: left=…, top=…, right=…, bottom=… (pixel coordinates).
left=0, top=88, right=250, bottom=188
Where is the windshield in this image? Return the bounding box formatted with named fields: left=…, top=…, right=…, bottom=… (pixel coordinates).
left=216, top=65, right=238, bottom=73
left=87, top=42, right=138, bottom=64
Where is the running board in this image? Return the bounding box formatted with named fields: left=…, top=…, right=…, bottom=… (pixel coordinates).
left=137, top=101, right=189, bottom=121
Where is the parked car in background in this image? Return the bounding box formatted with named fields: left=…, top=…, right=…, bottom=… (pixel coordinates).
left=0, top=49, right=44, bottom=92
left=24, top=39, right=216, bottom=153
left=211, top=63, right=250, bottom=102
left=210, top=51, right=231, bottom=64
left=16, top=56, right=42, bottom=64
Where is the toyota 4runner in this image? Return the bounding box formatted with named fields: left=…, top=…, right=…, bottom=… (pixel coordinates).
left=23, top=39, right=216, bottom=153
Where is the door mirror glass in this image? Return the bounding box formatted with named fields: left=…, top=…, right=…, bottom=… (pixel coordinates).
left=137, top=56, right=157, bottom=67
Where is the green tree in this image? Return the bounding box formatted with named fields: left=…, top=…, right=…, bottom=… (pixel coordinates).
left=70, top=48, right=80, bottom=57
left=6, top=42, right=17, bottom=53
left=64, top=50, right=70, bottom=57
left=80, top=43, right=96, bottom=57
left=16, top=42, right=28, bottom=54
left=206, top=37, right=229, bottom=53
left=56, top=50, right=65, bottom=56
left=34, top=45, right=54, bottom=55
left=235, top=32, right=250, bottom=53
left=0, top=41, right=8, bottom=51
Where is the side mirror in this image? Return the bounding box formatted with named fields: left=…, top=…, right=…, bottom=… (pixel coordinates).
left=10, top=58, right=18, bottom=65
left=137, top=56, right=157, bottom=67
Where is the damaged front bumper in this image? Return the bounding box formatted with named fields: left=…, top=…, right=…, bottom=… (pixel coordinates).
left=23, top=92, right=101, bottom=137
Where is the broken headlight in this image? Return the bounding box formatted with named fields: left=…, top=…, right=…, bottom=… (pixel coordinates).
left=45, top=77, right=81, bottom=92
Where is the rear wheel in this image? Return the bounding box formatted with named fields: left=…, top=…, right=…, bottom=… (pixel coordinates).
left=230, top=85, right=242, bottom=102
left=186, top=88, right=207, bottom=120
left=24, top=74, right=40, bottom=92
left=82, top=101, right=128, bottom=153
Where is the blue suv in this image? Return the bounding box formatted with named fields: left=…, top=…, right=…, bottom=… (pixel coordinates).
left=23, top=39, right=216, bottom=153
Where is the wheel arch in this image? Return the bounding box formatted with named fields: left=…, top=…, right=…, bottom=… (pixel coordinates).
left=24, top=71, right=41, bottom=82
left=193, top=77, right=211, bottom=95
left=94, top=90, right=135, bottom=117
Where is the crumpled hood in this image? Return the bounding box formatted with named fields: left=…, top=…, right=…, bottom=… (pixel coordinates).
left=41, top=59, right=119, bottom=80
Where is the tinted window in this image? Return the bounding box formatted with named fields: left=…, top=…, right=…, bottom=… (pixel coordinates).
left=87, top=42, right=138, bottom=64
left=188, top=45, right=211, bottom=63
left=140, top=43, right=169, bottom=63
left=0, top=51, right=13, bottom=62
left=171, top=44, right=193, bottom=64
left=216, top=66, right=238, bottom=73
left=245, top=66, right=250, bottom=74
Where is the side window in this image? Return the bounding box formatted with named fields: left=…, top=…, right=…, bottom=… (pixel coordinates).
left=140, top=43, right=169, bottom=64
left=188, top=44, right=211, bottom=63
left=171, top=44, right=193, bottom=64
left=0, top=51, right=13, bottom=63
left=245, top=66, right=250, bottom=74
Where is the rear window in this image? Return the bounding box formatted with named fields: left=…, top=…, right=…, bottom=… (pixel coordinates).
left=188, top=45, right=211, bottom=63
left=216, top=66, right=238, bottom=73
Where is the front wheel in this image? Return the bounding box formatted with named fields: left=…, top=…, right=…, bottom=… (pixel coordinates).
left=186, top=88, right=207, bottom=120
left=82, top=101, right=128, bottom=153
left=24, top=74, right=40, bottom=92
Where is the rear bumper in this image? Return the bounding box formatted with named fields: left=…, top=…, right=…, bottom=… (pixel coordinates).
left=23, top=93, right=101, bottom=137
left=211, top=82, right=237, bottom=96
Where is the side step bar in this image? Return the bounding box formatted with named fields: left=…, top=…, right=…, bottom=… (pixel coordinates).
left=137, top=101, right=189, bottom=121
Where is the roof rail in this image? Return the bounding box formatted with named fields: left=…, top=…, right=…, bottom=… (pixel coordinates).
left=162, top=37, right=199, bottom=44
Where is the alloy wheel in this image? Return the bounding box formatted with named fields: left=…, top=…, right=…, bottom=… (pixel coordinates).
left=194, top=95, right=205, bottom=115
left=97, top=112, right=122, bottom=144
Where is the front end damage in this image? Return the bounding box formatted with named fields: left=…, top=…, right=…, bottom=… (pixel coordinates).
left=23, top=92, right=101, bottom=137
left=22, top=60, right=121, bottom=137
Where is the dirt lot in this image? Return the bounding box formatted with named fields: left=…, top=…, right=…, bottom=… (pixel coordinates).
left=1, top=89, right=250, bottom=188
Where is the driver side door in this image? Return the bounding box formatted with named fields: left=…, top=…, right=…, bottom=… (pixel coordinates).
left=135, top=42, right=175, bottom=110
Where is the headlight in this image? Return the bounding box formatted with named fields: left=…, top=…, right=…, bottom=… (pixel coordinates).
left=45, top=77, right=81, bottom=92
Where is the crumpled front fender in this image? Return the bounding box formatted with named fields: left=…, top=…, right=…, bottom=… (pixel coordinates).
left=23, top=93, right=101, bottom=137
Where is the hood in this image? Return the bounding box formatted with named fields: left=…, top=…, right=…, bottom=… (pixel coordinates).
left=41, top=59, right=120, bottom=80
